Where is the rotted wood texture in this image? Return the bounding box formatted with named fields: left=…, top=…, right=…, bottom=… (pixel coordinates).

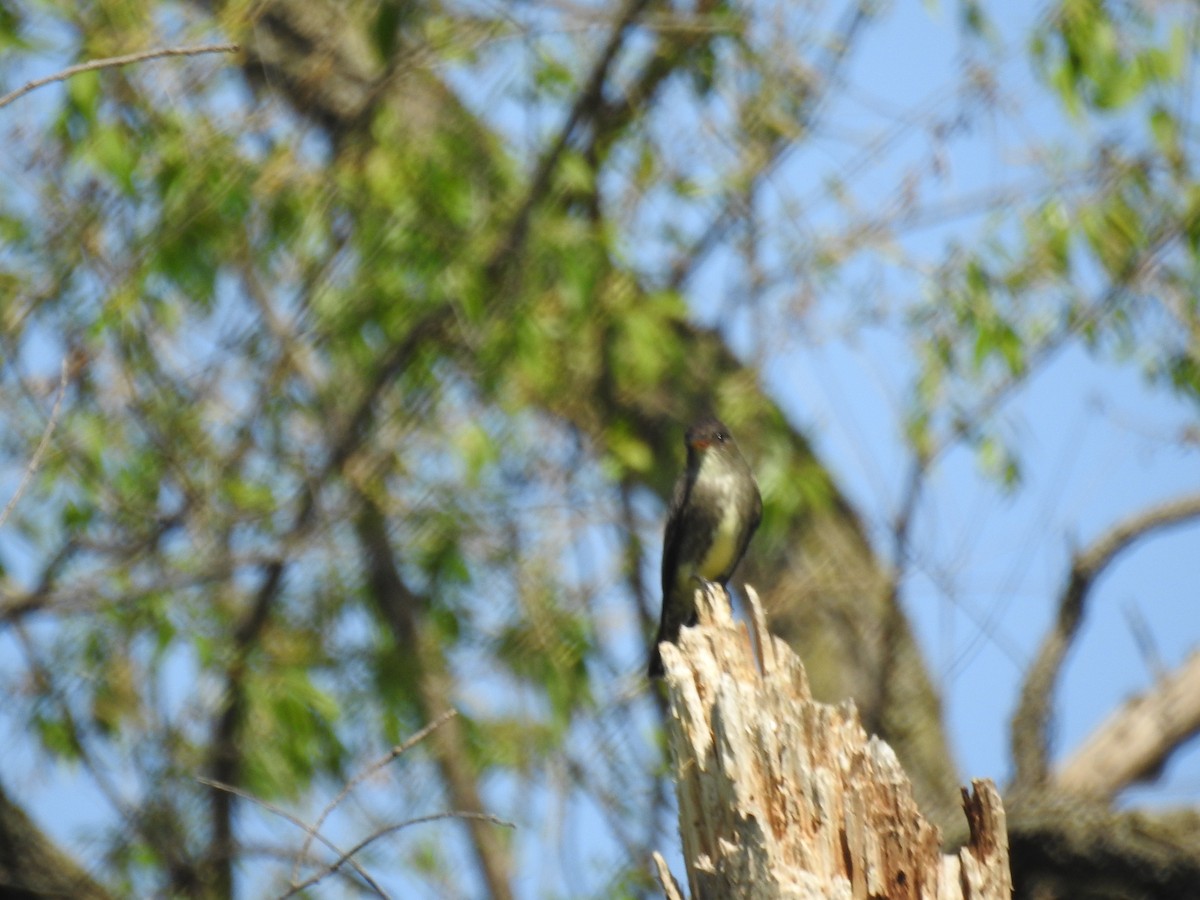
left=652, top=584, right=1010, bottom=899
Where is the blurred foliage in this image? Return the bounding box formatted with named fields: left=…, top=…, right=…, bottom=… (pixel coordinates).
left=0, top=0, right=1198, bottom=897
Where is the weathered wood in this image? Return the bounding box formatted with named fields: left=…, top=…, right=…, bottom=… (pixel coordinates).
left=655, top=583, right=1010, bottom=899
left=1055, top=649, right=1200, bottom=800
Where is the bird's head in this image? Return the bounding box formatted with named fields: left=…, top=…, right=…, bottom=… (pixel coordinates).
left=685, top=416, right=732, bottom=455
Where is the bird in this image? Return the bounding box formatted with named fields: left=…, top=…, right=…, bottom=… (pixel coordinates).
left=649, top=415, right=762, bottom=678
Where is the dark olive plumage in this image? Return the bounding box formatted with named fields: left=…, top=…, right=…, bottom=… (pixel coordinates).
left=649, top=416, right=762, bottom=678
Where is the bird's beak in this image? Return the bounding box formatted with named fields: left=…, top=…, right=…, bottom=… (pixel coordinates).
left=690, top=438, right=711, bottom=451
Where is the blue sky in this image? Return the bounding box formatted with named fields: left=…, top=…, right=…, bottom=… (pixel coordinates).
left=745, top=0, right=1200, bottom=797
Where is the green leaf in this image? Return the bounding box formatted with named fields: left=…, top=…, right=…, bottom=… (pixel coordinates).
left=606, top=425, right=653, bottom=475
left=1149, top=105, right=1182, bottom=171
left=1164, top=351, right=1200, bottom=404
left=66, top=68, right=101, bottom=122
left=976, top=434, right=1021, bottom=490
left=371, top=0, right=403, bottom=62
left=225, top=477, right=275, bottom=514
left=533, top=53, right=574, bottom=95
left=88, top=122, right=138, bottom=194
left=34, top=713, right=79, bottom=760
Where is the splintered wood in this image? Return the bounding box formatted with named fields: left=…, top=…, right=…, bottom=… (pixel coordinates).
left=653, top=584, right=1010, bottom=900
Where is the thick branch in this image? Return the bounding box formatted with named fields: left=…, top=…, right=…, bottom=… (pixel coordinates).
left=0, top=778, right=114, bottom=899
left=1011, top=493, right=1200, bottom=791
left=1055, top=650, right=1200, bottom=800
left=206, top=560, right=286, bottom=897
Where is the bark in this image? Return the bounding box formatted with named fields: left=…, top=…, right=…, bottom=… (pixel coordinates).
left=1004, top=794, right=1200, bottom=900
left=652, top=583, right=1009, bottom=899
left=1056, top=650, right=1200, bottom=801
left=0, top=780, right=113, bottom=900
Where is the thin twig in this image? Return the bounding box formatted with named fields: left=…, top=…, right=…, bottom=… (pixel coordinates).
left=281, top=812, right=515, bottom=900
left=197, top=777, right=388, bottom=899
left=866, top=454, right=928, bottom=735
left=291, top=710, right=458, bottom=885
left=0, top=360, right=69, bottom=530
left=1123, top=601, right=1167, bottom=683
left=0, top=43, right=240, bottom=111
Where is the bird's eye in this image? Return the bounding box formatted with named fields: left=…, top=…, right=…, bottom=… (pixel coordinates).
left=716, top=432, right=726, bottom=442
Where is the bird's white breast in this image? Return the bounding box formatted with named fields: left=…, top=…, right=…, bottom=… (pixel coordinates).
left=694, top=453, right=744, bottom=580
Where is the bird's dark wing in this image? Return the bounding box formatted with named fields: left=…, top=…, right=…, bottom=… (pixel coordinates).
left=651, top=468, right=696, bottom=677
left=660, top=468, right=694, bottom=598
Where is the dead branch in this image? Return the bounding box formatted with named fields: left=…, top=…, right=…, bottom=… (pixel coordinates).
left=1011, top=493, right=1200, bottom=791
left=197, top=778, right=386, bottom=898
left=0, top=43, right=239, bottom=110
left=280, top=811, right=515, bottom=900
left=291, top=709, right=458, bottom=884
left=1055, top=650, right=1200, bottom=800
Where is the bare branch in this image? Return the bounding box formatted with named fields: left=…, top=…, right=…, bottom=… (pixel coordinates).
left=1122, top=601, right=1168, bottom=682
left=0, top=360, right=68, bottom=530
left=196, top=778, right=387, bottom=898
left=1074, top=495, right=1200, bottom=578
left=484, top=0, right=654, bottom=282
left=291, top=709, right=458, bottom=885
left=280, top=812, right=515, bottom=900
left=866, top=454, right=928, bottom=737
left=1055, top=650, right=1200, bottom=800
left=0, top=43, right=240, bottom=111
left=356, top=496, right=516, bottom=900
left=1011, top=493, right=1200, bottom=791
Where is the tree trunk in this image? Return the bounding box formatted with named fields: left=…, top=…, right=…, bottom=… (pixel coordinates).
left=653, top=584, right=1010, bottom=899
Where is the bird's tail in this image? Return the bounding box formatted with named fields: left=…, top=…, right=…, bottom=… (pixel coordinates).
left=647, top=639, right=665, bottom=679
left=647, top=610, right=694, bottom=679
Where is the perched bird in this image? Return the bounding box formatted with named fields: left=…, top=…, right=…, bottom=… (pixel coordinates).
left=649, top=416, right=762, bottom=678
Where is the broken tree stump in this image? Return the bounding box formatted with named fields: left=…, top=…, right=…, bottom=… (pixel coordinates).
left=652, top=583, right=1010, bottom=899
